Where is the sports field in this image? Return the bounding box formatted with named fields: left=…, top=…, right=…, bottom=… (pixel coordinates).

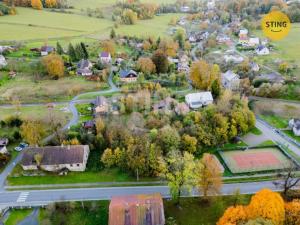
left=220, top=147, right=293, bottom=174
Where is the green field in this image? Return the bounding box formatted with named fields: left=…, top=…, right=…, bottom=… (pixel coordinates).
left=220, top=147, right=292, bottom=174
left=4, top=209, right=33, bottom=225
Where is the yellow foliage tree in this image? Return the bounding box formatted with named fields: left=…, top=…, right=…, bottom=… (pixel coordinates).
left=62, top=138, right=80, bottom=145
left=137, top=57, right=156, bottom=74
left=31, top=0, right=43, bottom=10
left=217, top=205, right=248, bottom=225
left=20, top=120, right=45, bottom=146
left=42, top=54, right=65, bottom=79
left=247, top=189, right=285, bottom=225
left=101, top=40, right=116, bottom=57
left=159, top=39, right=179, bottom=57
left=190, top=60, right=221, bottom=90
left=45, top=0, right=57, bottom=8
left=285, top=199, right=300, bottom=225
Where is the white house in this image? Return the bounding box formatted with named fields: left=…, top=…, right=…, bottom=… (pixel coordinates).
left=185, top=92, right=213, bottom=109
left=224, top=55, right=244, bottom=64
left=256, top=45, right=270, bottom=55
left=249, top=37, right=260, bottom=47
left=289, top=119, right=300, bottom=136
left=77, top=59, right=93, bottom=76
left=0, top=55, right=7, bottom=67
left=21, top=145, right=90, bottom=172
left=40, top=46, right=54, bottom=56
left=0, top=138, right=8, bottom=154
left=222, top=70, right=240, bottom=91
left=99, top=52, right=112, bottom=64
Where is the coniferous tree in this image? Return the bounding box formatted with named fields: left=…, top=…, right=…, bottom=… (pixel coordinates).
left=80, top=42, right=89, bottom=59
left=75, top=44, right=85, bottom=60
left=56, top=42, right=63, bottom=55
left=67, top=43, right=77, bottom=62
left=110, top=28, right=116, bottom=39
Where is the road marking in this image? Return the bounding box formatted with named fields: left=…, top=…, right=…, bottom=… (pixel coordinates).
left=16, top=192, right=29, bottom=203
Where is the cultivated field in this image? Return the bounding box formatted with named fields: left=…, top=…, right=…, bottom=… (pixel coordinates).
left=220, top=147, right=293, bottom=173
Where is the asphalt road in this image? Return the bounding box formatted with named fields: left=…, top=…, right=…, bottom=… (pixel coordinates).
left=0, top=180, right=282, bottom=208
left=256, top=120, right=300, bottom=156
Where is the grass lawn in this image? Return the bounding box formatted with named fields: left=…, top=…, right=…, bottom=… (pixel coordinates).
left=260, top=114, right=288, bottom=129
left=0, top=7, right=113, bottom=41
left=0, top=74, right=108, bottom=104
left=249, top=127, right=262, bottom=135
left=0, top=104, right=71, bottom=123
left=4, top=209, right=33, bottom=225
left=283, top=130, right=300, bottom=143
left=38, top=201, right=109, bottom=225
left=164, top=196, right=251, bottom=225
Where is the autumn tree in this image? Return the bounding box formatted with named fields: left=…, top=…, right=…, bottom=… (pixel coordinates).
left=42, top=54, right=65, bottom=79
left=151, top=49, right=169, bottom=74
left=95, top=117, right=105, bottom=135
left=247, top=189, right=285, bottom=225
left=159, top=39, right=179, bottom=57
left=217, top=205, right=248, bottom=225
left=160, top=150, right=196, bottom=205
left=157, top=125, right=180, bottom=153
left=31, top=0, right=42, bottom=10
left=136, top=57, right=156, bottom=74
left=285, top=199, right=300, bottom=225
left=121, top=9, right=137, bottom=25
left=101, top=148, right=115, bottom=168
left=190, top=60, right=221, bottom=90
left=173, top=28, right=186, bottom=49
left=244, top=218, right=274, bottom=225
left=45, top=0, right=57, bottom=8
left=196, top=153, right=223, bottom=201
left=20, top=120, right=45, bottom=146
left=181, top=134, right=197, bottom=154
left=101, top=40, right=115, bottom=57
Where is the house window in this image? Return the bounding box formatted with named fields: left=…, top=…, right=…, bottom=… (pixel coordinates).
left=77, top=164, right=80, bottom=167
left=70, top=164, right=73, bottom=167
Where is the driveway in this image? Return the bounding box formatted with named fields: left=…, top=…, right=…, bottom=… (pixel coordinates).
left=17, top=208, right=39, bottom=225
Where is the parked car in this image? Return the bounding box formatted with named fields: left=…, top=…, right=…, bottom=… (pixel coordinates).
left=14, top=142, right=28, bottom=152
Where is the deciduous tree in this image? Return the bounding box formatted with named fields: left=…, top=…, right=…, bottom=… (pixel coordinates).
left=20, top=120, right=45, bottom=146
left=31, top=0, right=42, bottom=10
left=42, top=54, right=64, bottom=79
left=151, top=49, right=169, bottom=74
left=217, top=205, right=248, bottom=225
left=136, top=57, right=156, bottom=74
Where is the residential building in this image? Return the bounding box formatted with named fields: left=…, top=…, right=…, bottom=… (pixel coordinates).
left=77, top=59, right=93, bottom=76
left=175, top=102, right=190, bottom=115
left=0, top=138, right=8, bottom=154
left=92, top=96, right=109, bottom=116
left=0, top=55, right=7, bottom=67
left=40, top=46, right=54, bottom=56
left=99, top=52, right=112, bottom=64
left=119, top=69, right=138, bottom=83
left=289, top=119, right=300, bottom=136
left=222, top=70, right=240, bottom=91
left=224, top=55, right=244, bottom=64
left=180, top=6, right=190, bottom=12
left=249, top=37, right=260, bottom=47
left=255, top=73, right=284, bottom=84
left=185, top=92, right=214, bottom=109
left=109, top=193, right=165, bottom=225
left=21, top=145, right=90, bottom=172
left=250, top=62, right=260, bottom=72
left=153, top=97, right=178, bottom=112
left=256, top=45, right=270, bottom=55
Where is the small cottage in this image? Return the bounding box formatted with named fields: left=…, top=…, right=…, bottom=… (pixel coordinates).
left=92, top=96, right=109, bottom=116
left=77, top=59, right=93, bottom=76
left=185, top=92, right=213, bottom=109
left=100, top=52, right=112, bottom=64
left=120, top=70, right=138, bottom=83
left=222, top=70, right=240, bottom=91
left=41, top=46, right=54, bottom=56
left=256, top=45, right=270, bottom=55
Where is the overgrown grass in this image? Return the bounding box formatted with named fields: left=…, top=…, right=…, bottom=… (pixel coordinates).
left=164, top=196, right=251, bottom=225
left=259, top=114, right=288, bottom=129
left=4, top=209, right=33, bottom=225
left=249, top=127, right=263, bottom=135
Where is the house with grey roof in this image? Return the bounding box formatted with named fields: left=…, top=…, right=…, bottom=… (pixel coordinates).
left=41, top=46, right=54, bottom=56
left=0, top=138, right=9, bottom=154
left=255, top=73, right=284, bottom=84
left=99, top=52, right=112, bottom=64
left=222, top=70, right=240, bottom=91
left=92, top=96, right=109, bottom=116
left=256, top=45, right=270, bottom=55
left=21, top=145, right=90, bottom=172
left=119, top=69, right=138, bottom=83
left=77, top=59, right=93, bottom=76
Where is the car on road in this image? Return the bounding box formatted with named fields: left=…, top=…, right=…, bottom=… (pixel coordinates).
left=14, top=142, right=29, bottom=152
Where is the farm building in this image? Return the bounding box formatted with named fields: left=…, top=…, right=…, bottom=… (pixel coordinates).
left=21, top=145, right=90, bottom=172
left=109, top=193, right=165, bottom=225
left=185, top=92, right=213, bottom=109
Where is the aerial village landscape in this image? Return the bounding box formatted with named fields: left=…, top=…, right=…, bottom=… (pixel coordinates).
left=0, top=0, right=300, bottom=224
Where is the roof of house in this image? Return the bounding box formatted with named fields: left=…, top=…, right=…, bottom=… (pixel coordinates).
left=109, top=193, right=165, bottom=225
left=21, top=145, right=89, bottom=166
left=93, top=96, right=108, bottom=107
left=153, top=97, right=177, bottom=110
left=185, top=92, right=213, bottom=103
left=41, top=46, right=54, bottom=52
left=222, top=70, right=239, bottom=81
left=292, top=119, right=300, bottom=130
left=120, top=70, right=137, bottom=78
left=256, top=45, right=268, bottom=51
left=256, top=73, right=284, bottom=83
left=77, top=59, right=91, bottom=69
left=100, top=52, right=111, bottom=58
left=0, top=138, right=8, bottom=146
